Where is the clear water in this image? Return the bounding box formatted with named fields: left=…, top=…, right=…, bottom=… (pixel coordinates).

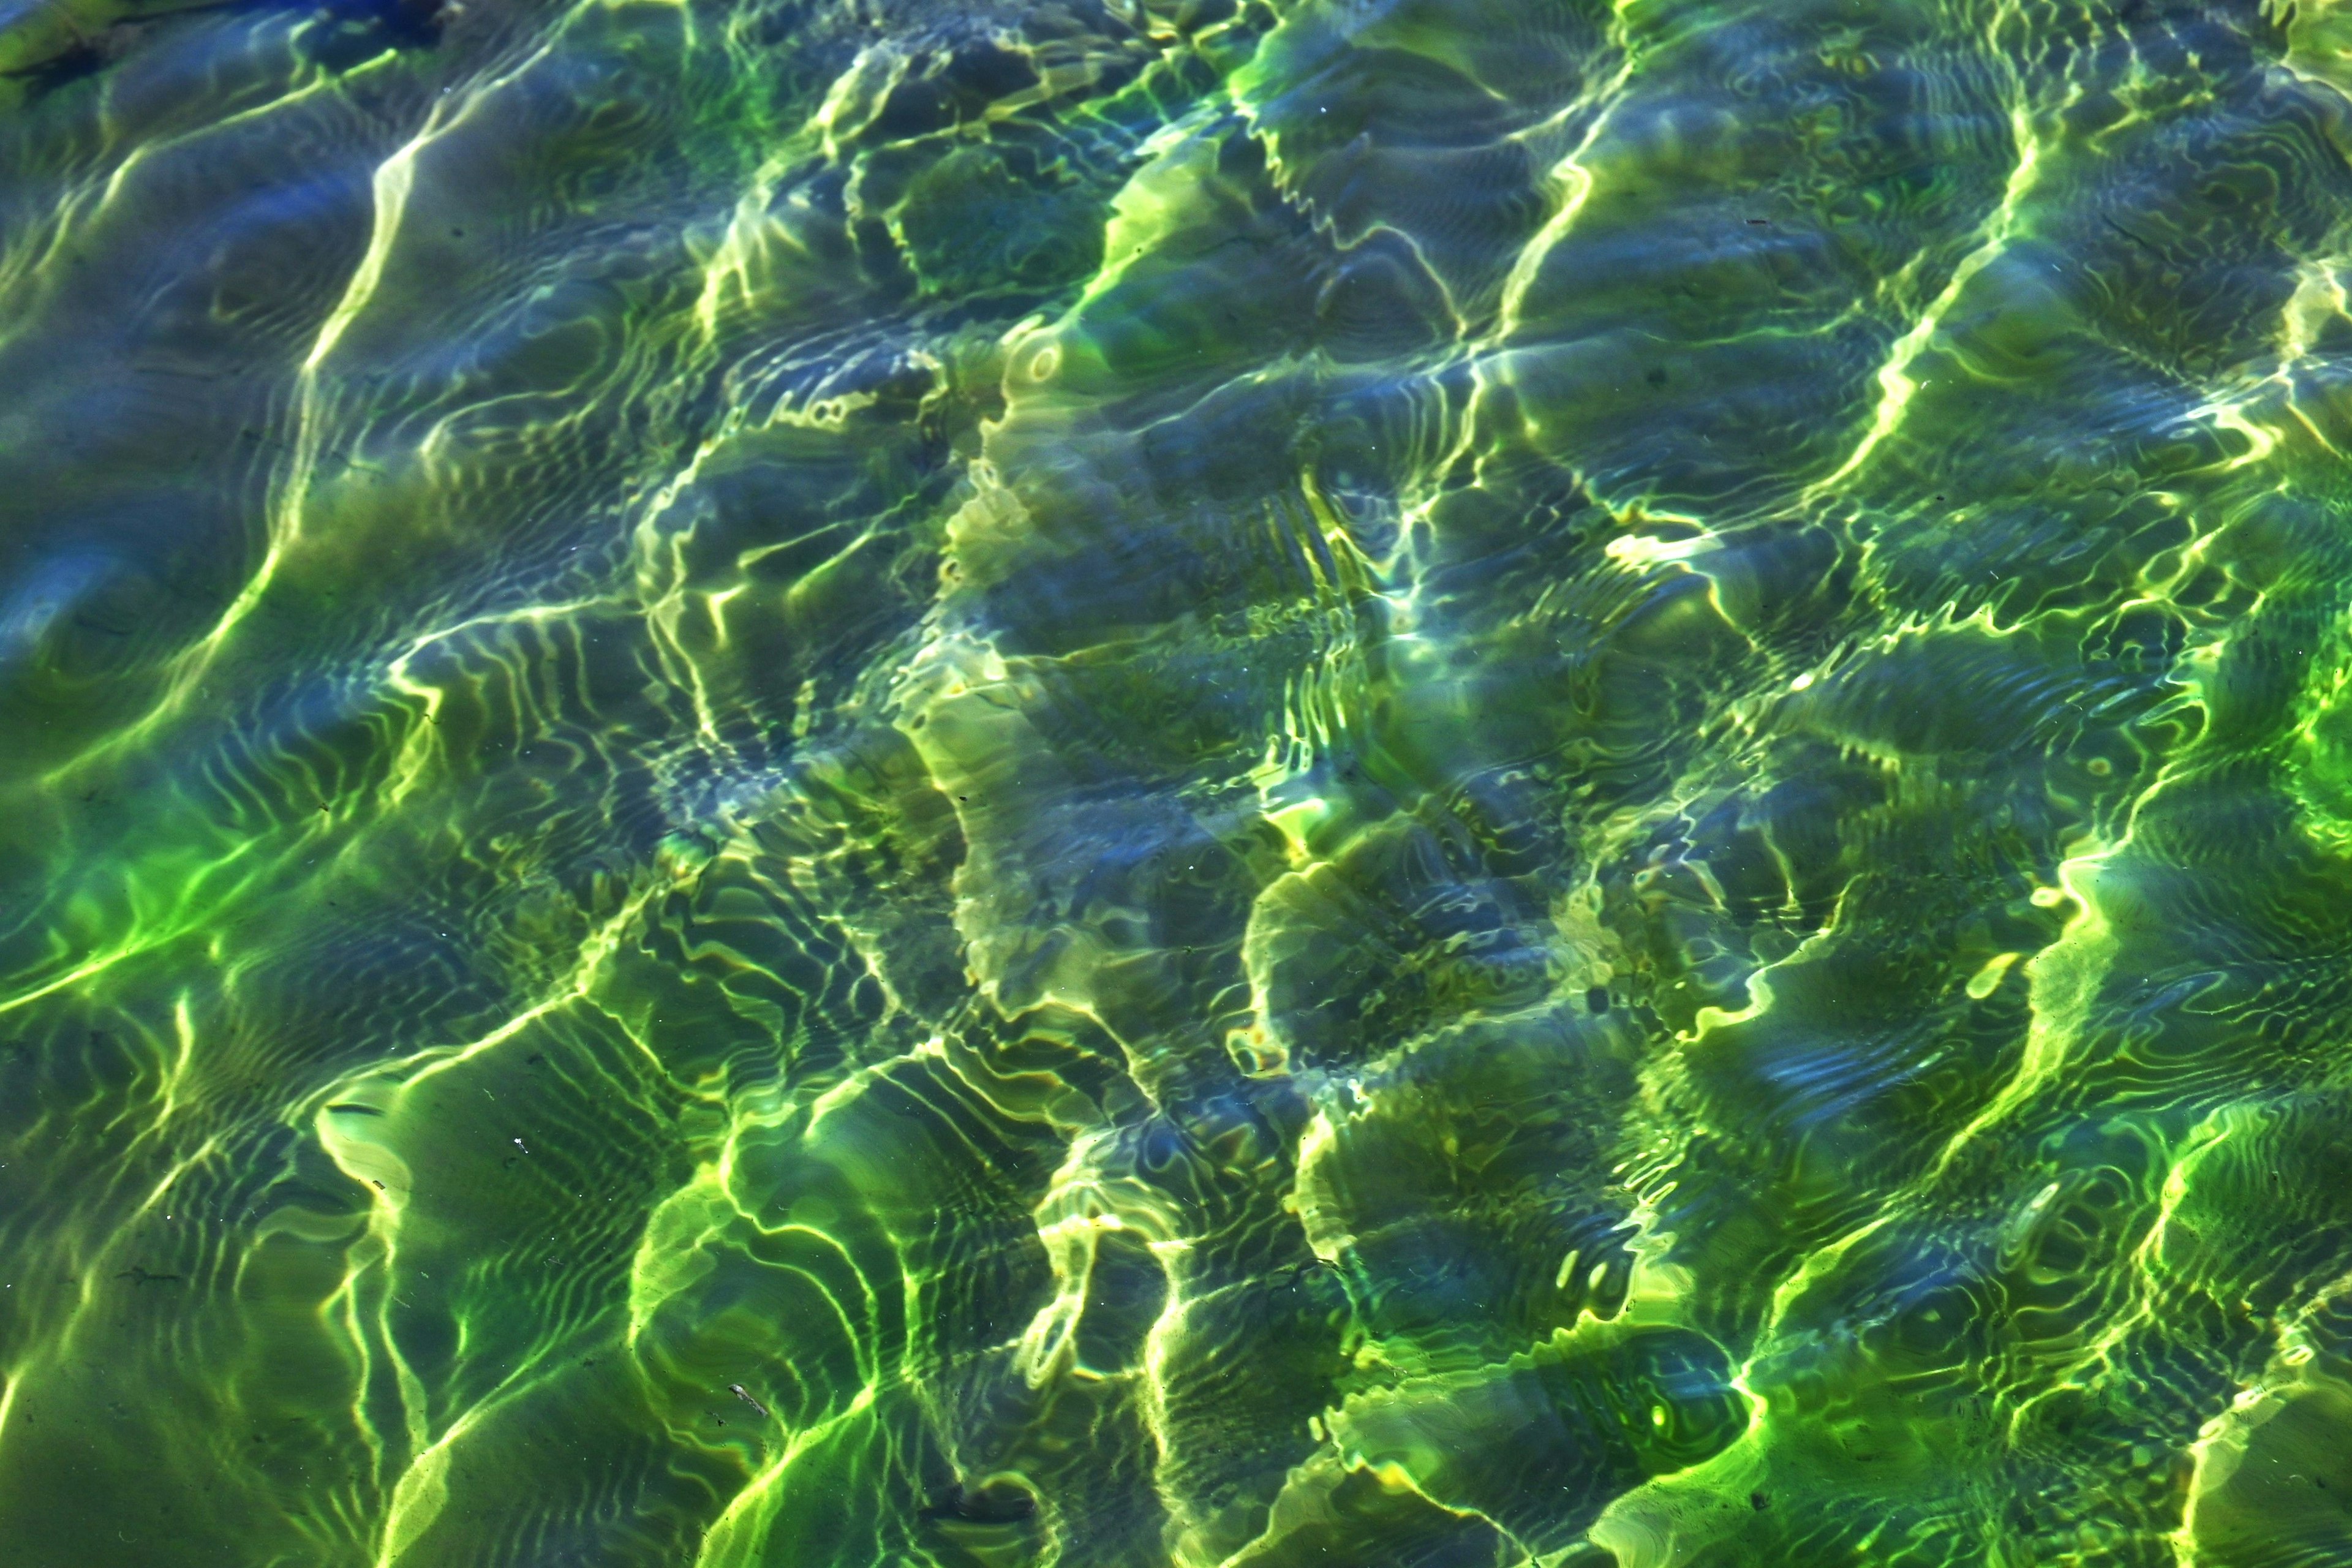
left=2, top=1, right=2351, bottom=1564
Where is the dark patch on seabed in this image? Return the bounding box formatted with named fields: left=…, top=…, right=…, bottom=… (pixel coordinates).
left=1, top=0, right=2351, bottom=1564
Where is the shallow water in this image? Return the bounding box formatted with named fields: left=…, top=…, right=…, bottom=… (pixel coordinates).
left=3, top=0, right=2352, bottom=1563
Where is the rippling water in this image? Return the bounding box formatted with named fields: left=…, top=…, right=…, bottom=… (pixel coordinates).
left=6, top=0, right=2352, bottom=1563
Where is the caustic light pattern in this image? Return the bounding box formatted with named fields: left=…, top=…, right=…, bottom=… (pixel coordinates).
left=2, top=0, right=2351, bottom=1564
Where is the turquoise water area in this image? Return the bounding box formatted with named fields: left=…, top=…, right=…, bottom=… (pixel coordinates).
left=4, top=0, right=2352, bottom=1563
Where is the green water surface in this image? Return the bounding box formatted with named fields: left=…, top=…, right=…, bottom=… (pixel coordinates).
left=2, top=0, right=2351, bottom=1564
